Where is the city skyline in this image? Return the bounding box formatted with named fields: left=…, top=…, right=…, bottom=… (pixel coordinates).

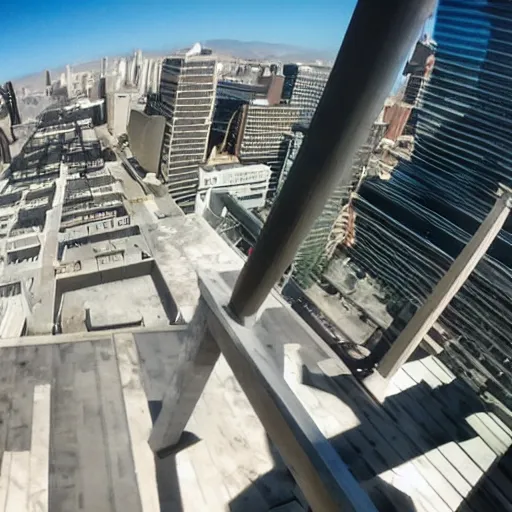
left=1, top=0, right=357, bottom=82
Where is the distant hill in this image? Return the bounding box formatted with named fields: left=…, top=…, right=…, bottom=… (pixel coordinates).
left=9, top=39, right=335, bottom=91
left=200, top=39, right=335, bottom=62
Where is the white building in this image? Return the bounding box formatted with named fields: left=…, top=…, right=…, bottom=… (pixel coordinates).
left=107, top=53, right=161, bottom=95
left=66, top=65, right=72, bottom=94
left=127, top=59, right=136, bottom=87
left=148, top=59, right=162, bottom=93
left=138, top=59, right=150, bottom=95
left=64, top=65, right=96, bottom=99
left=195, top=162, right=271, bottom=214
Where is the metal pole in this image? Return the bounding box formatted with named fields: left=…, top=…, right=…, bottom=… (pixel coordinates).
left=229, top=0, right=436, bottom=321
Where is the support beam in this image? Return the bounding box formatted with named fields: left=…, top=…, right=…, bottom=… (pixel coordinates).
left=200, top=270, right=377, bottom=512
left=377, top=188, right=512, bottom=380
left=149, top=299, right=220, bottom=452
left=228, top=0, right=436, bottom=321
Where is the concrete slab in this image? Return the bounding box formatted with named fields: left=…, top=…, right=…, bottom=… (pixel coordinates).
left=60, top=276, right=170, bottom=333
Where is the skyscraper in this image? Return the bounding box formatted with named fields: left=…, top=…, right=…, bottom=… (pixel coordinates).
left=118, top=59, right=127, bottom=81
left=127, top=58, right=136, bottom=87
left=289, top=120, right=386, bottom=287
left=45, top=70, right=51, bottom=97
left=278, top=127, right=305, bottom=192
left=100, top=57, right=108, bottom=78
left=276, top=62, right=383, bottom=287
left=66, top=65, right=72, bottom=98
left=148, top=59, right=163, bottom=94
left=347, top=0, right=512, bottom=409
left=282, top=64, right=331, bottom=124
left=225, top=103, right=301, bottom=197
left=138, top=59, right=150, bottom=95
left=134, top=49, right=143, bottom=78
left=277, top=64, right=331, bottom=191
left=209, top=76, right=283, bottom=154
left=402, top=39, right=435, bottom=106
left=149, top=44, right=217, bottom=212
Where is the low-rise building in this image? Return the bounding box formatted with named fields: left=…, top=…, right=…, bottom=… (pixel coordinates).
left=195, top=162, right=271, bottom=215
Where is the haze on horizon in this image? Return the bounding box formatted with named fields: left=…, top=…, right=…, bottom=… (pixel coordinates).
left=1, top=0, right=357, bottom=82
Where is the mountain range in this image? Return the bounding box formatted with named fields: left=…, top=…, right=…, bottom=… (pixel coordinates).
left=201, top=39, right=335, bottom=62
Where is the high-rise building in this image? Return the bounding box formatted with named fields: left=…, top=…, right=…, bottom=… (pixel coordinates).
left=127, top=110, right=166, bottom=175
left=148, top=44, right=217, bottom=212
left=347, top=1, right=512, bottom=409
left=127, top=58, right=136, bottom=87
left=209, top=75, right=284, bottom=153
left=2, top=81, right=21, bottom=126
left=0, top=82, right=19, bottom=166
left=225, top=103, right=301, bottom=196
left=282, top=64, right=331, bottom=124
left=100, top=57, right=108, bottom=78
left=45, top=70, right=52, bottom=96
left=147, top=59, right=163, bottom=94
left=138, top=59, right=150, bottom=95
left=209, top=64, right=330, bottom=201
left=64, top=66, right=95, bottom=99
left=117, top=58, right=127, bottom=87
left=66, top=65, right=72, bottom=98
left=107, top=92, right=139, bottom=138
left=402, top=39, right=435, bottom=106
left=380, top=38, right=435, bottom=141
left=278, top=126, right=306, bottom=192
left=276, top=60, right=382, bottom=286
left=134, top=49, right=143, bottom=76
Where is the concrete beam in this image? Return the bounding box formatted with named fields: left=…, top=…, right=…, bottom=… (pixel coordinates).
left=148, top=298, right=220, bottom=452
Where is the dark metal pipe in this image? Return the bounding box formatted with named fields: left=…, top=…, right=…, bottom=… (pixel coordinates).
left=229, top=0, right=436, bottom=321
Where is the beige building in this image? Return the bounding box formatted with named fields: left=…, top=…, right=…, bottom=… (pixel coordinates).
left=127, top=110, right=166, bottom=175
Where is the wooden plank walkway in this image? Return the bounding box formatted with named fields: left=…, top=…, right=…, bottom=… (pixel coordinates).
left=131, top=269, right=512, bottom=511
left=0, top=336, right=156, bottom=512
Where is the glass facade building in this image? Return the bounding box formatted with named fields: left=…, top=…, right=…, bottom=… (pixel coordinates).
left=349, top=0, right=512, bottom=407
left=290, top=122, right=386, bottom=287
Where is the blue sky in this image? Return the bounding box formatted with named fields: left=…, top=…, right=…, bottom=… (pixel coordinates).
left=1, top=0, right=359, bottom=81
